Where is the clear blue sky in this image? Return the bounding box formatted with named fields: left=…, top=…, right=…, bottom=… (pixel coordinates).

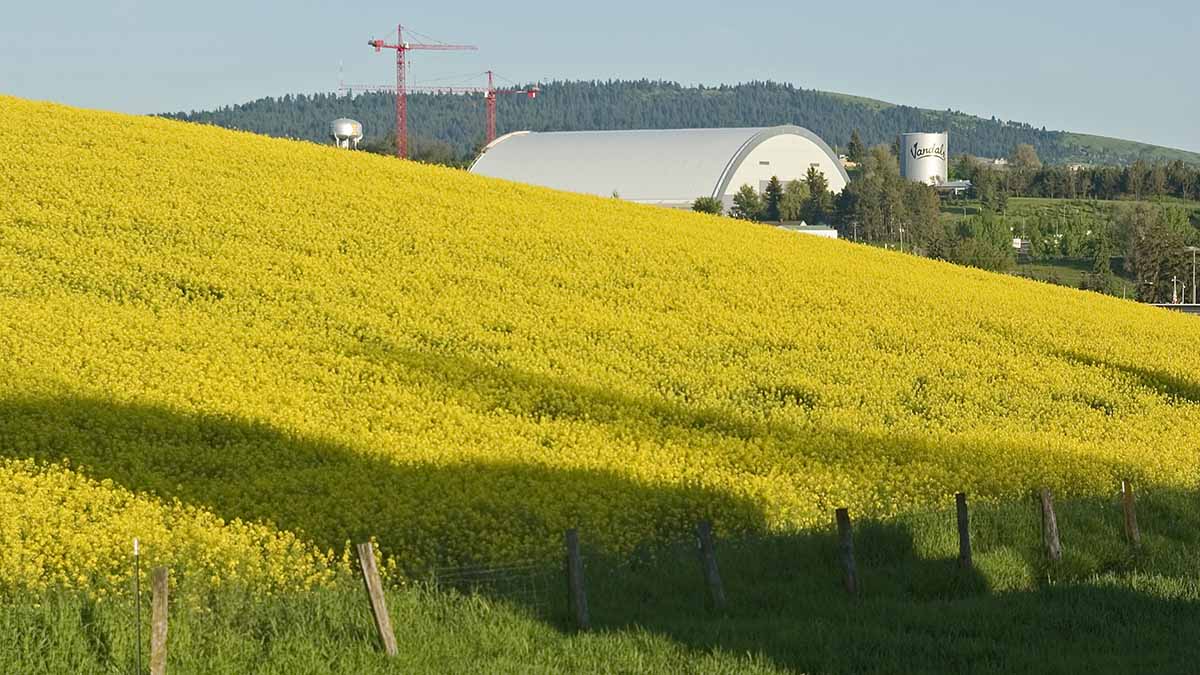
left=2, top=0, right=1197, bottom=152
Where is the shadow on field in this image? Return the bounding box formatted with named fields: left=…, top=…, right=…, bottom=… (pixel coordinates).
left=3, top=342, right=1200, bottom=671
left=1055, top=349, right=1200, bottom=405
left=0, top=393, right=768, bottom=569
left=0, top=342, right=1137, bottom=570
left=565, top=491, right=1200, bottom=674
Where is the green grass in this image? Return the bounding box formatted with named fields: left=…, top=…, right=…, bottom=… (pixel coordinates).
left=1012, top=259, right=1139, bottom=297
left=1062, top=133, right=1200, bottom=165
left=821, top=91, right=896, bottom=113
left=938, top=197, right=1198, bottom=296
left=8, top=490, right=1200, bottom=674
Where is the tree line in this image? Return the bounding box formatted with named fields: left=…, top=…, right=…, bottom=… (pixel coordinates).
left=954, top=147, right=1200, bottom=203
left=161, top=81, right=1197, bottom=168
left=698, top=146, right=987, bottom=271
left=696, top=135, right=1200, bottom=304
left=692, top=168, right=834, bottom=224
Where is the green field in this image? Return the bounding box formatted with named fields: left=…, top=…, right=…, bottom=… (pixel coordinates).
left=1062, top=133, right=1200, bottom=166
left=939, top=196, right=1200, bottom=296
left=9, top=490, right=1200, bottom=674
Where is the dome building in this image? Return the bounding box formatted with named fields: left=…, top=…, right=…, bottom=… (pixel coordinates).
left=469, top=126, right=849, bottom=210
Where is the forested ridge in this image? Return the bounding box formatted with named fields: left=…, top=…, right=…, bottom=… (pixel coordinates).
left=162, top=80, right=1200, bottom=167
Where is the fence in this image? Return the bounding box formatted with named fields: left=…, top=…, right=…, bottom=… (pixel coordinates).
left=125, top=479, right=1154, bottom=666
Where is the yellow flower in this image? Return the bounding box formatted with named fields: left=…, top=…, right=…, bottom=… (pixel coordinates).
left=1, top=94, right=1197, bottom=597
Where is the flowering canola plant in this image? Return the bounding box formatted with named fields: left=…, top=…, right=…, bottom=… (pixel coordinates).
left=1, top=96, right=1198, bottom=594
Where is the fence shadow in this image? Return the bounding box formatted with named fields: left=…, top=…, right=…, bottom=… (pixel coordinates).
left=563, top=494, right=1200, bottom=674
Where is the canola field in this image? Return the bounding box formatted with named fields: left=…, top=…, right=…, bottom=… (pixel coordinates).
left=1, top=96, right=1198, bottom=595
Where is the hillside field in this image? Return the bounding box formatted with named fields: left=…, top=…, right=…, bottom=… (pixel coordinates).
left=4, top=93, right=1200, bottom=590
left=3, top=95, right=1200, bottom=671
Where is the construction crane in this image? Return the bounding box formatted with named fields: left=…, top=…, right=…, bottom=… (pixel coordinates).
left=339, top=70, right=539, bottom=149
left=367, top=24, right=476, bottom=159
left=482, top=71, right=540, bottom=146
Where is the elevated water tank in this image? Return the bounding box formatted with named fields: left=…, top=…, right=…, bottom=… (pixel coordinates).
left=330, top=118, right=364, bottom=149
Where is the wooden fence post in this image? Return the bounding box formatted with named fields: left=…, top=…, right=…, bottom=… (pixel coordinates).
left=696, top=521, right=727, bottom=611
left=356, top=542, right=398, bottom=656
left=1121, top=480, right=1140, bottom=547
left=564, top=528, right=590, bottom=631
left=835, top=508, right=858, bottom=595
left=955, top=492, right=972, bottom=569
left=1040, top=489, right=1062, bottom=561
left=149, top=567, right=168, bottom=675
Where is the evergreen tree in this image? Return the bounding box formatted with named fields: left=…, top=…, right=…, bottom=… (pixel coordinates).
left=1122, top=202, right=1190, bottom=302
left=974, top=168, right=1010, bottom=214
left=763, top=176, right=784, bottom=221
left=847, top=130, right=866, bottom=163
left=801, top=168, right=832, bottom=224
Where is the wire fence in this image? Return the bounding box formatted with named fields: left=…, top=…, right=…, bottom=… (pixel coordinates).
left=98, top=479, right=1185, bottom=671
left=430, top=559, right=558, bottom=611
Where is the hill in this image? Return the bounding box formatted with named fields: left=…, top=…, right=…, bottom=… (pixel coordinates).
left=5, top=93, right=1200, bottom=592
left=8, top=94, right=1200, bottom=672
left=162, top=80, right=1200, bottom=166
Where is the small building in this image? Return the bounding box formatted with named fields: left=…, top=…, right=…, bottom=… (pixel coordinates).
left=469, top=126, right=849, bottom=211
left=934, top=179, right=973, bottom=198
left=778, top=223, right=839, bottom=239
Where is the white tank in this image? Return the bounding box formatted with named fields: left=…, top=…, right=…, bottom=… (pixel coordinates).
left=899, top=132, right=948, bottom=185
left=330, top=118, right=364, bottom=149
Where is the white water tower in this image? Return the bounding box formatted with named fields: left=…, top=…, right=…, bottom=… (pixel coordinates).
left=899, top=132, right=949, bottom=185
left=330, top=118, right=364, bottom=149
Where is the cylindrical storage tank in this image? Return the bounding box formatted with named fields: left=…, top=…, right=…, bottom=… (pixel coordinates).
left=899, top=132, right=948, bottom=185
left=330, top=118, right=364, bottom=149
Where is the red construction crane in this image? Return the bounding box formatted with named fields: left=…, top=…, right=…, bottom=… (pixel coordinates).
left=368, top=24, right=476, bottom=159
left=339, top=70, right=539, bottom=149
left=482, top=70, right=539, bottom=146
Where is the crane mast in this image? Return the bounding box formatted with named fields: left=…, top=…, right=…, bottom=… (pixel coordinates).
left=340, top=69, right=539, bottom=150
left=368, top=24, right=476, bottom=159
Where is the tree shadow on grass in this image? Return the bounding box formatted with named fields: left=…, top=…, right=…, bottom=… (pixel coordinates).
left=571, top=491, right=1200, bottom=674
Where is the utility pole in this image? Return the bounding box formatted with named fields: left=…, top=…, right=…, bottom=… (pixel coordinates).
left=1187, top=246, right=1199, bottom=304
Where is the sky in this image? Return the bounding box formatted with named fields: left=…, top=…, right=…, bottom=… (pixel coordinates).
left=2, top=0, right=1197, bottom=152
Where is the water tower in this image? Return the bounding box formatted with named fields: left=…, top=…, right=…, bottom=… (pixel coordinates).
left=899, top=132, right=949, bottom=185
left=330, top=118, right=364, bottom=149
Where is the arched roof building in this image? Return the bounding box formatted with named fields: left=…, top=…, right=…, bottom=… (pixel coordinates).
left=469, top=126, right=849, bottom=210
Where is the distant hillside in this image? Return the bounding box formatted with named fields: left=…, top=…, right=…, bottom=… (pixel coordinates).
left=163, top=80, right=1200, bottom=166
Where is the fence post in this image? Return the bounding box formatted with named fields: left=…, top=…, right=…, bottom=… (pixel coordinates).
left=1121, top=480, right=1141, bottom=547
left=835, top=508, right=858, bottom=595
left=356, top=542, right=398, bottom=656
left=149, top=567, right=168, bottom=675
left=1040, top=489, right=1062, bottom=561
left=696, top=521, right=727, bottom=612
left=955, top=492, right=972, bottom=569
left=564, top=528, right=590, bottom=631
